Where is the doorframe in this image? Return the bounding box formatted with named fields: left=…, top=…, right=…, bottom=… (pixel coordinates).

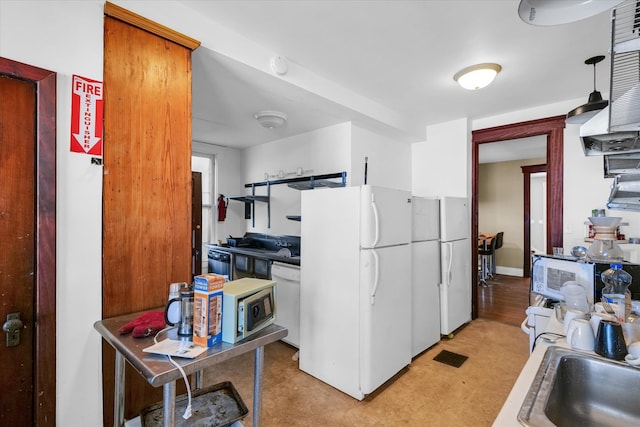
left=471, top=116, right=565, bottom=319
left=0, top=57, right=57, bottom=425
left=522, top=164, right=547, bottom=278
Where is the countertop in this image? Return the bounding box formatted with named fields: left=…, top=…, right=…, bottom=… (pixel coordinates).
left=208, top=245, right=300, bottom=266
left=94, top=309, right=288, bottom=387
left=495, top=312, right=640, bottom=426
left=493, top=312, right=567, bottom=426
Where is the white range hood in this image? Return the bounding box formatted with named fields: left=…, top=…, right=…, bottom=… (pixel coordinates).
left=580, top=84, right=640, bottom=156
left=579, top=0, right=640, bottom=156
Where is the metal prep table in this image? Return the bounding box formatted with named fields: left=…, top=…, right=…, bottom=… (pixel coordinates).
left=94, top=309, right=287, bottom=427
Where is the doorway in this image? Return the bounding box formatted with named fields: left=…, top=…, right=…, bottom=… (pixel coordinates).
left=0, top=57, right=56, bottom=425
left=523, top=165, right=548, bottom=277
left=471, top=116, right=565, bottom=319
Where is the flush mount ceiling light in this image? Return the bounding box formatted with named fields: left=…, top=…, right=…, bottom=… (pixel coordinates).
left=518, top=0, right=624, bottom=26
left=453, top=63, right=502, bottom=90
left=566, top=55, right=609, bottom=124
left=254, top=110, right=287, bottom=129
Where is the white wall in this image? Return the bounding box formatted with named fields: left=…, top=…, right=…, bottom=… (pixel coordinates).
left=242, top=123, right=351, bottom=235
left=351, top=124, right=412, bottom=189
left=412, top=118, right=470, bottom=198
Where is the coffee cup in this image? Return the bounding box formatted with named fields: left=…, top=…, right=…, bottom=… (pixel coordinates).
left=567, top=318, right=595, bottom=351
left=563, top=309, right=589, bottom=334
left=561, top=281, right=590, bottom=313
left=595, top=319, right=628, bottom=360
left=625, top=341, right=640, bottom=366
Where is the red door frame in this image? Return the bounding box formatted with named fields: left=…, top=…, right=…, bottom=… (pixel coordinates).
left=0, top=57, right=57, bottom=426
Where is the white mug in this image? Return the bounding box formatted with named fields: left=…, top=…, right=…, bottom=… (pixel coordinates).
left=590, top=312, right=616, bottom=336
left=567, top=318, right=595, bottom=351
left=625, top=341, right=640, bottom=366
left=563, top=309, right=589, bottom=334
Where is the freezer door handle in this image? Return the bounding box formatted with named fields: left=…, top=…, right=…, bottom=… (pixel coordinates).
left=370, top=249, right=380, bottom=305
left=371, top=195, right=380, bottom=247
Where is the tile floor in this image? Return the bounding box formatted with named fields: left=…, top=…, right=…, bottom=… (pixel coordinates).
left=201, top=318, right=530, bottom=427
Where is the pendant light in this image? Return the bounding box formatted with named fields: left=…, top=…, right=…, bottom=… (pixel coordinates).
left=566, top=55, right=609, bottom=124
left=518, top=0, right=624, bottom=26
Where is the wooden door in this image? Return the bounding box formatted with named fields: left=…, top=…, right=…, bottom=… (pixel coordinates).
left=0, top=73, right=36, bottom=427
left=0, top=58, right=56, bottom=426
left=102, top=3, right=200, bottom=424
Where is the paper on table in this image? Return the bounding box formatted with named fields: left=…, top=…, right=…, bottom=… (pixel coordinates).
left=143, top=339, right=207, bottom=359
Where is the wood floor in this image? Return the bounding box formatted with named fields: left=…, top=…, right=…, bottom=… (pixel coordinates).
left=477, top=274, right=531, bottom=327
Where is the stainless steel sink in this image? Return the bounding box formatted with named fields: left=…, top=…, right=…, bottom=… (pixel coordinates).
left=518, top=346, right=640, bottom=426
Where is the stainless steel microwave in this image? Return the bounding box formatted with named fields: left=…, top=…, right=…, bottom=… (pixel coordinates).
left=531, top=254, right=640, bottom=303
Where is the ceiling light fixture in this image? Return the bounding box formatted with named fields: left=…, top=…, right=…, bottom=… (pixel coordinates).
left=453, top=63, right=502, bottom=90
left=566, top=55, right=608, bottom=124
left=254, top=110, right=287, bottom=129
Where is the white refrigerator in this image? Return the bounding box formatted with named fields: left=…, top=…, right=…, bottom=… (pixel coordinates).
left=300, top=185, right=412, bottom=400
left=411, top=197, right=441, bottom=357
left=439, top=196, right=471, bottom=336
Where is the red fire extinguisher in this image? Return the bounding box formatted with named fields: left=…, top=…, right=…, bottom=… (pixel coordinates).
left=217, top=194, right=228, bottom=222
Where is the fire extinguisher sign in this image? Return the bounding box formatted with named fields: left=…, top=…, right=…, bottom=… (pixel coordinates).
left=70, top=74, right=103, bottom=156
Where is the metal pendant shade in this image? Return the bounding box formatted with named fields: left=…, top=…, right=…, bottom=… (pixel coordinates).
left=566, top=55, right=609, bottom=124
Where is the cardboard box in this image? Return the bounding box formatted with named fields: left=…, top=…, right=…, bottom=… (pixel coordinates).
left=194, top=273, right=225, bottom=292
left=193, top=274, right=224, bottom=347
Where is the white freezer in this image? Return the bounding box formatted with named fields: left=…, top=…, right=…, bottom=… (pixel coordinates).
left=360, top=185, right=412, bottom=248
left=411, top=240, right=441, bottom=357
left=300, top=185, right=412, bottom=400
left=440, top=196, right=469, bottom=242
left=411, top=196, right=440, bottom=242
left=440, top=238, right=472, bottom=335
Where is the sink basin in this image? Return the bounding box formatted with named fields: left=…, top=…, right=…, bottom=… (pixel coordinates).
left=518, top=346, right=640, bottom=426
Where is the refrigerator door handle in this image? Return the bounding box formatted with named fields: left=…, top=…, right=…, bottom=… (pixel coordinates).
left=445, top=242, right=453, bottom=284
left=370, top=249, right=380, bottom=305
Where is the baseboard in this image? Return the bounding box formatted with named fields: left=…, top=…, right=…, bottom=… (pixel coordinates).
left=495, top=266, right=523, bottom=277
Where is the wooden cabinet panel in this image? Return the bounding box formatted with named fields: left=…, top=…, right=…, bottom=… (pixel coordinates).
left=102, top=11, right=198, bottom=424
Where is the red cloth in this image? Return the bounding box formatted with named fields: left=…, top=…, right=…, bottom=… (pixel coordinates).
left=118, top=311, right=166, bottom=338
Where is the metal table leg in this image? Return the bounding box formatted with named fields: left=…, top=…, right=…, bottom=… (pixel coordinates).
left=253, top=345, right=264, bottom=427
left=114, top=351, right=125, bottom=427
left=162, top=381, right=176, bottom=427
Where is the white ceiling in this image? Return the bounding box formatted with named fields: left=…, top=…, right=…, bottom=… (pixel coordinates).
left=182, top=0, right=616, bottom=162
